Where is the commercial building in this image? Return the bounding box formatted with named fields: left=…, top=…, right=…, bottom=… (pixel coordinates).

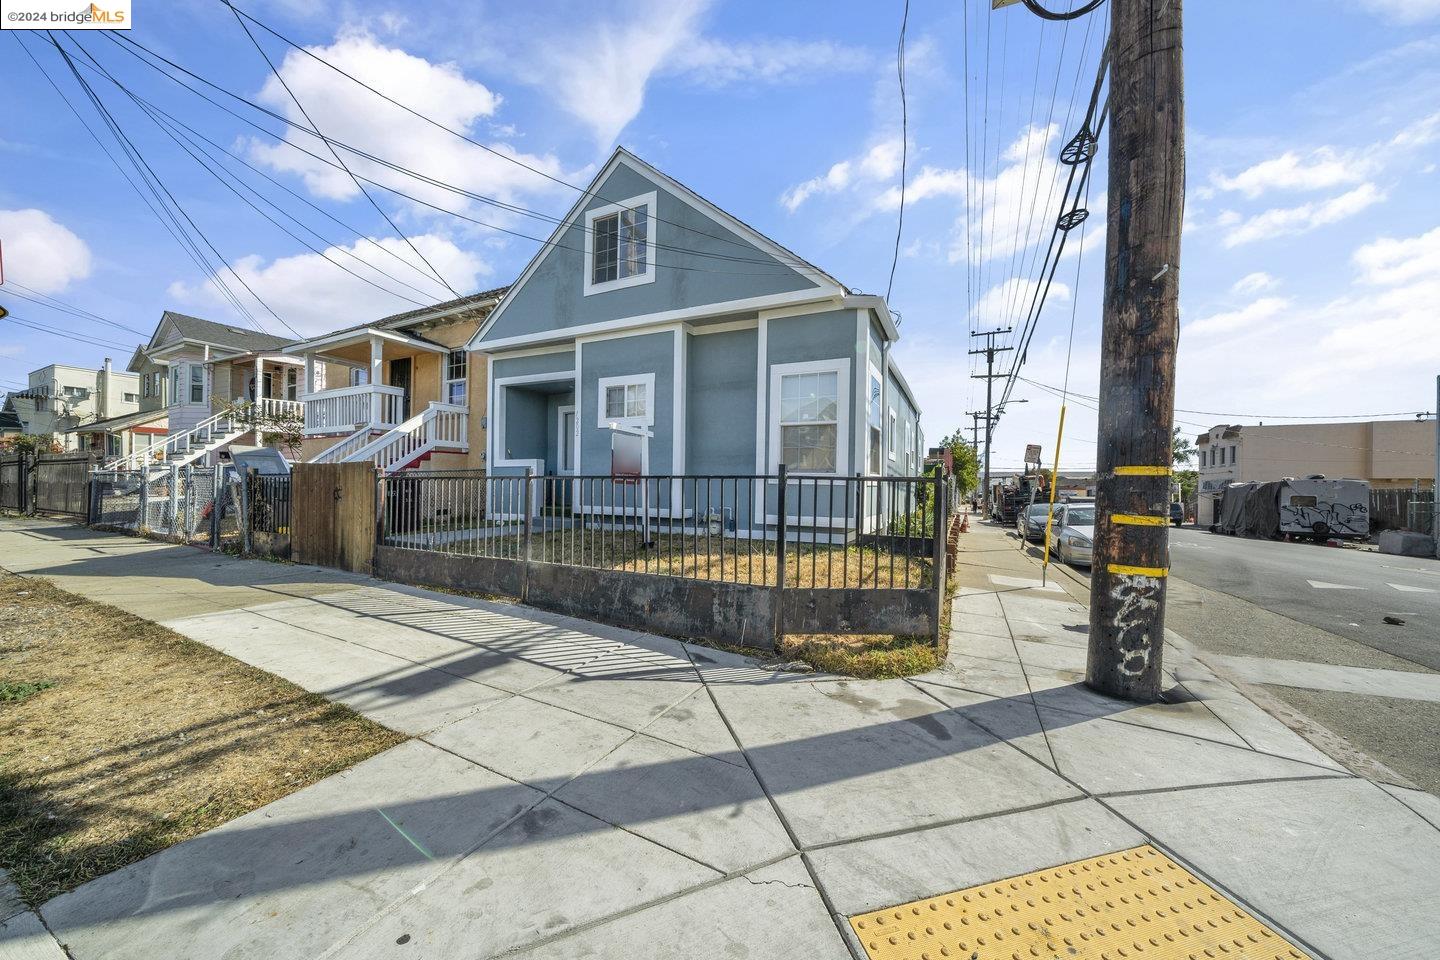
left=1195, top=419, right=1436, bottom=526
left=17, top=361, right=142, bottom=450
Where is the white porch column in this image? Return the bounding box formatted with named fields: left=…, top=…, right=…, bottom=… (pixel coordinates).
left=253, top=355, right=265, bottom=445
left=369, top=335, right=384, bottom=426
left=304, top=353, right=316, bottom=395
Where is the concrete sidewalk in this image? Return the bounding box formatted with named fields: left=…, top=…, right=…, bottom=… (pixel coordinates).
left=2, top=516, right=1438, bottom=959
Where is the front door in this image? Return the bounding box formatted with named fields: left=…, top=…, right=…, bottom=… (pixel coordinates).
left=389, top=358, right=412, bottom=420
left=553, top=405, right=576, bottom=511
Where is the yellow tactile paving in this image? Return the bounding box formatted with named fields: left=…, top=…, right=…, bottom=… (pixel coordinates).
left=848, top=844, right=1308, bottom=960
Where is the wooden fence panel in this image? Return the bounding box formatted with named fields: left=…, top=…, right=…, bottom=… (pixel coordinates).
left=291, top=462, right=376, bottom=573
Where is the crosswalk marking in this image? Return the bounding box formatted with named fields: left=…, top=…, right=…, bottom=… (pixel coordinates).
left=1388, top=583, right=1438, bottom=594
left=1306, top=580, right=1363, bottom=590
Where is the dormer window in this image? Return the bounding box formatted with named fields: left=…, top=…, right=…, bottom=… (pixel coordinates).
left=584, top=191, right=657, bottom=295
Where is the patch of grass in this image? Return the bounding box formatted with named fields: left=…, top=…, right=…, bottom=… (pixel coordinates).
left=438, top=530, right=933, bottom=589
left=0, top=679, right=56, bottom=704
left=0, top=570, right=407, bottom=907
left=777, top=633, right=942, bottom=679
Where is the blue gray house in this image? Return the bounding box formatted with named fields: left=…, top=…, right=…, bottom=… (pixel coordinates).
left=468, top=148, right=924, bottom=532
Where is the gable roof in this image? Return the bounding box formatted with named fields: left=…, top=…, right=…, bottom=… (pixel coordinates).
left=147, top=311, right=293, bottom=355
left=282, top=287, right=509, bottom=353
left=468, top=148, right=849, bottom=349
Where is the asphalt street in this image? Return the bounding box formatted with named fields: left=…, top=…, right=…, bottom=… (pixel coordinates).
left=1020, top=523, right=1440, bottom=795
left=1167, top=526, right=1440, bottom=671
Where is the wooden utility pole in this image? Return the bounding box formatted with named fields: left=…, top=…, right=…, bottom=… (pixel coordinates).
left=1086, top=0, right=1185, bottom=702
left=969, top=328, right=1012, bottom=518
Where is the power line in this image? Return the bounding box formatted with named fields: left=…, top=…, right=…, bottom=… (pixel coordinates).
left=11, top=33, right=266, bottom=334
left=4, top=313, right=134, bottom=350
left=222, top=1, right=829, bottom=269
left=0, top=284, right=148, bottom=336
left=886, top=0, right=910, bottom=302
left=47, top=31, right=300, bottom=338
left=87, top=33, right=814, bottom=281
left=222, top=2, right=460, bottom=299
left=1020, top=0, right=1107, bottom=22
left=105, top=30, right=825, bottom=275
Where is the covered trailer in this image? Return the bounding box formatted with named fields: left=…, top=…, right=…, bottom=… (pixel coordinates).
left=1212, top=476, right=1369, bottom=540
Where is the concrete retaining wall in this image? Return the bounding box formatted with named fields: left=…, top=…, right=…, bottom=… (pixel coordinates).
left=374, top=546, right=941, bottom=650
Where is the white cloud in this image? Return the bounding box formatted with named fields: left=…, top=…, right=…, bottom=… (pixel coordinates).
left=248, top=31, right=567, bottom=212
left=1352, top=225, right=1440, bottom=286
left=1210, top=147, right=1373, bottom=199
left=1231, top=272, right=1278, bottom=295
left=524, top=0, right=708, bottom=146
left=1354, top=0, right=1440, bottom=23
left=781, top=138, right=904, bottom=212
left=1184, top=296, right=1290, bottom=337
left=1222, top=183, right=1384, bottom=247
left=1389, top=110, right=1440, bottom=148
left=668, top=37, right=872, bottom=87
left=167, top=233, right=490, bottom=337
left=0, top=208, right=92, bottom=294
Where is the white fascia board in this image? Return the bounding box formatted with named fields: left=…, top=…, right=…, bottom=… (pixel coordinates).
left=467, top=147, right=846, bottom=351
left=843, top=295, right=900, bottom=342
left=281, top=328, right=447, bottom=356
left=474, top=288, right=835, bottom=353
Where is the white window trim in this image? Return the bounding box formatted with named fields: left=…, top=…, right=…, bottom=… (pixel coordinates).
left=768, top=357, right=851, bottom=476
left=596, top=372, right=656, bottom=430
left=444, top=349, right=468, bottom=406
left=888, top=409, right=897, bottom=461
left=583, top=190, right=658, bottom=297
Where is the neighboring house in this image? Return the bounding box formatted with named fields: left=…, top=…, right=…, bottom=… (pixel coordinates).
left=25, top=361, right=141, bottom=450
left=470, top=147, right=924, bottom=527
left=1195, top=420, right=1437, bottom=526
left=111, top=312, right=322, bottom=469
left=286, top=289, right=507, bottom=473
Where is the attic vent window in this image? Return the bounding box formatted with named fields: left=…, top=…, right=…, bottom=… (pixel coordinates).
left=584, top=191, right=657, bottom=296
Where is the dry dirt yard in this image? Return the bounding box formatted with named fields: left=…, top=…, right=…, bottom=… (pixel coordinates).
left=0, top=570, right=405, bottom=906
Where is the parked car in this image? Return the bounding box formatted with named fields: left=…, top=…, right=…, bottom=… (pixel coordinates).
left=1170, top=502, right=1185, bottom=526
left=1017, top=502, right=1054, bottom=542
left=1051, top=502, right=1095, bottom=567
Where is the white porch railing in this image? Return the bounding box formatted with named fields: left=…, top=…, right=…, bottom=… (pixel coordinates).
left=308, top=426, right=373, bottom=464
left=102, top=406, right=245, bottom=471
left=341, top=402, right=468, bottom=474
left=300, top=384, right=405, bottom=435
left=254, top=397, right=304, bottom=421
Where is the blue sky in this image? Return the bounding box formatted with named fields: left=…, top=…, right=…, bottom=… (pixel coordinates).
left=2, top=0, right=1437, bottom=470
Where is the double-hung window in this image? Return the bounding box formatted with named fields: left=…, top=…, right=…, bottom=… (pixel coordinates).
left=769, top=359, right=851, bottom=476
left=445, top=350, right=467, bottom=406
left=585, top=192, right=657, bottom=295
left=285, top=369, right=299, bottom=401
left=189, top=364, right=206, bottom=404
left=597, top=373, right=654, bottom=430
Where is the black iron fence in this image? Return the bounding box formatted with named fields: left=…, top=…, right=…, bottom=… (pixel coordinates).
left=375, top=466, right=950, bottom=649
left=240, top=471, right=292, bottom=558
left=380, top=469, right=944, bottom=590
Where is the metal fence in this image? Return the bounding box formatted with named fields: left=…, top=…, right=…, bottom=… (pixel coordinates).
left=33, top=453, right=96, bottom=516
left=91, top=465, right=219, bottom=544
left=240, top=472, right=292, bottom=558
left=380, top=469, right=945, bottom=590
